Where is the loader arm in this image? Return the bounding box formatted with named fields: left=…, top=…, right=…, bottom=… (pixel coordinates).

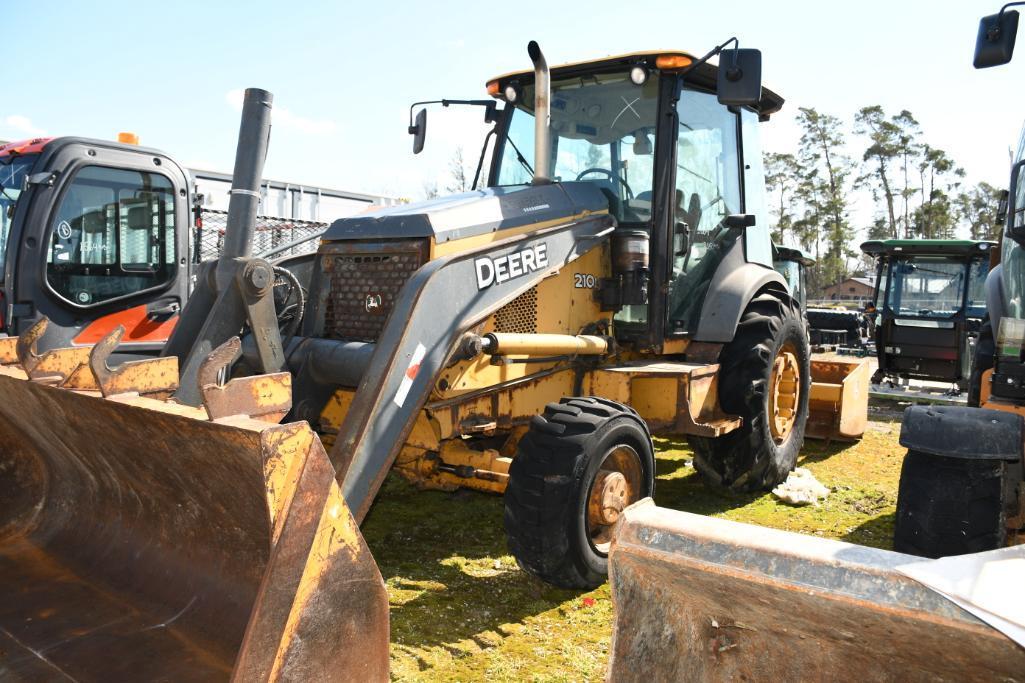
left=332, top=214, right=615, bottom=521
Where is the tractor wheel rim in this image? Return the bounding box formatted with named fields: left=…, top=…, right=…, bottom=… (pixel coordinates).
left=586, top=444, right=643, bottom=554
left=769, top=342, right=800, bottom=444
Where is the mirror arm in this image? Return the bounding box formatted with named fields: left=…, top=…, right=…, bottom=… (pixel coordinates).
left=999, top=2, right=1025, bottom=23
left=409, top=99, right=497, bottom=128
left=678, top=36, right=739, bottom=79
left=472, top=126, right=497, bottom=191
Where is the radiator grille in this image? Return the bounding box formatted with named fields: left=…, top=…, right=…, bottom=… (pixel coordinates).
left=494, top=286, right=539, bottom=333
left=321, top=241, right=427, bottom=342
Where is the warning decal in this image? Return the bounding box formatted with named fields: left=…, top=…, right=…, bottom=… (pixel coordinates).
left=393, top=343, right=427, bottom=408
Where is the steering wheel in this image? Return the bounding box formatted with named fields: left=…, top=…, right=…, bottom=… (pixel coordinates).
left=575, top=168, right=634, bottom=199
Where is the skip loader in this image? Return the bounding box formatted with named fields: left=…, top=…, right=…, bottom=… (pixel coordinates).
left=1, top=38, right=808, bottom=679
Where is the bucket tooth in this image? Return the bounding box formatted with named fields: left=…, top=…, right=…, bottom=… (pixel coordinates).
left=86, top=325, right=179, bottom=397
left=200, top=337, right=292, bottom=423
left=16, top=317, right=91, bottom=384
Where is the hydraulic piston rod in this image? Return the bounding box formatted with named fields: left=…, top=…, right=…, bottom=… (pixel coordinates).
left=481, top=333, right=608, bottom=356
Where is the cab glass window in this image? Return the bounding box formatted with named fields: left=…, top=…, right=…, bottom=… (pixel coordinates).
left=495, top=70, right=659, bottom=224
left=966, top=257, right=990, bottom=318
left=667, top=89, right=741, bottom=333
left=47, top=166, right=176, bottom=306
left=0, top=154, right=37, bottom=276
left=884, top=256, right=966, bottom=318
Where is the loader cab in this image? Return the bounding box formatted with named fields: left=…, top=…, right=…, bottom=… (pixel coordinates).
left=484, top=51, right=785, bottom=350
left=862, top=239, right=994, bottom=388
left=772, top=244, right=813, bottom=311
left=0, top=137, right=191, bottom=352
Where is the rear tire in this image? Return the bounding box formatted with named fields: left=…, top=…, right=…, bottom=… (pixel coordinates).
left=894, top=449, right=1006, bottom=558
left=690, top=291, right=810, bottom=492
left=504, top=397, right=655, bottom=589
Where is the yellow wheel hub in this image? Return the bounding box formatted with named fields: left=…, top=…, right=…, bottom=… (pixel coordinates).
left=769, top=343, right=800, bottom=443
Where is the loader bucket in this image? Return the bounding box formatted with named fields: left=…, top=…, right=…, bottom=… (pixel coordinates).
left=806, top=358, right=869, bottom=440
left=608, top=500, right=1025, bottom=682
left=0, top=344, right=388, bottom=680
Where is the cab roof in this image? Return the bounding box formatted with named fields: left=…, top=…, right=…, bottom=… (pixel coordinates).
left=861, top=239, right=997, bottom=257
left=486, top=49, right=784, bottom=118
left=0, top=137, right=54, bottom=158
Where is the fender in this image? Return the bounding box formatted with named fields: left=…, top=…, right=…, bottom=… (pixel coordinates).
left=900, top=405, right=1023, bottom=461
left=692, top=238, right=789, bottom=343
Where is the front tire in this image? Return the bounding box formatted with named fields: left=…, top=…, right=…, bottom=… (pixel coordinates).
left=690, top=291, right=811, bottom=492
left=503, top=397, right=655, bottom=589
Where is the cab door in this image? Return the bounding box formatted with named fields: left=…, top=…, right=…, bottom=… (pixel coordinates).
left=9, top=139, right=191, bottom=353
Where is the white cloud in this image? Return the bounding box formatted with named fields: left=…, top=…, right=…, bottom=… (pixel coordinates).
left=3, top=114, right=46, bottom=137
left=225, top=89, right=336, bottom=136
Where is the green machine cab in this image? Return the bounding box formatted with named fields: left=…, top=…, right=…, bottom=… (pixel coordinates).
left=772, top=244, right=813, bottom=310
left=862, top=239, right=996, bottom=389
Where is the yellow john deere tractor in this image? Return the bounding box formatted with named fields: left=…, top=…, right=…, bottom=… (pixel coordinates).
left=0, top=39, right=809, bottom=679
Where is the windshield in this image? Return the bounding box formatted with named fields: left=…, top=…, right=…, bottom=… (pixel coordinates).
left=0, top=154, right=37, bottom=276
left=884, top=256, right=986, bottom=318
left=494, top=70, right=659, bottom=223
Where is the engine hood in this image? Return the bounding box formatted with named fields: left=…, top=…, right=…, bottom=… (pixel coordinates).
left=322, top=182, right=609, bottom=245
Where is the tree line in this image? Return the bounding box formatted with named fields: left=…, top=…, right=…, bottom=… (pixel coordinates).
left=765, top=106, right=1004, bottom=295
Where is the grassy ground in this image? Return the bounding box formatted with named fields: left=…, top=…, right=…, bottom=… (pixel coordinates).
left=361, top=407, right=905, bottom=682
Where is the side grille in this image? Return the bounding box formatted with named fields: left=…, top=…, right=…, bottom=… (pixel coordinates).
left=494, top=286, right=539, bottom=333
left=320, top=240, right=428, bottom=342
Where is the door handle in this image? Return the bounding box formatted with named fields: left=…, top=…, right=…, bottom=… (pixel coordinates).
left=147, top=302, right=180, bottom=317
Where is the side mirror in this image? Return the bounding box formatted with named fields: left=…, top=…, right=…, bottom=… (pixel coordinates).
left=998, top=188, right=1010, bottom=222
left=408, top=108, right=427, bottom=155
left=717, top=49, right=762, bottom=107
left=1007, top=160, right=1025, bottom=245
left=974, top=10, right=1019, bottom=68
left=724, top=214, right=756, bottom=229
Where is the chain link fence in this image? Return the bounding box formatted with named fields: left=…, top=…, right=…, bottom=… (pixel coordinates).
left=193, top=209, right=329, bottom=262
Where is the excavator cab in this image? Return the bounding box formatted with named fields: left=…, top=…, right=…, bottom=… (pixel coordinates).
left=0, top=137, right=192, bottom=353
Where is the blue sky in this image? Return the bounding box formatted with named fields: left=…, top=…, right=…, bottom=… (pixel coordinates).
left=3, top=0, right=1023, bottom=221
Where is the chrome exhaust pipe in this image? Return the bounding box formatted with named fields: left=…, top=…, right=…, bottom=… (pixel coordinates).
left=527, top=41, right=551, bottom=185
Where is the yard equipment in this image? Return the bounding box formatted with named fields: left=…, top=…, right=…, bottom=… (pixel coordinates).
left=0, top=39, right=812, bottom=678
left=894, top=194, right=1024, bottom=553
left=889, top=11, right=1025, bottom=558
left=603, top=13, right=1025, bottom=680
left=863, top=239, right=995, bottom=390
left=774, top=244, right=868, bottom=440
left=0, top=88, right=389, bottom=681
left=0, top=136, right=384, bottom=356
left=0, top=36, right=807, bottom=633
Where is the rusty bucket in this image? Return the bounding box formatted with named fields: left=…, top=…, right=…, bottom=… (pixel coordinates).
left=608, top=499, right=1025, bottom=682
left=0, top=327, right=388, bottom=681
